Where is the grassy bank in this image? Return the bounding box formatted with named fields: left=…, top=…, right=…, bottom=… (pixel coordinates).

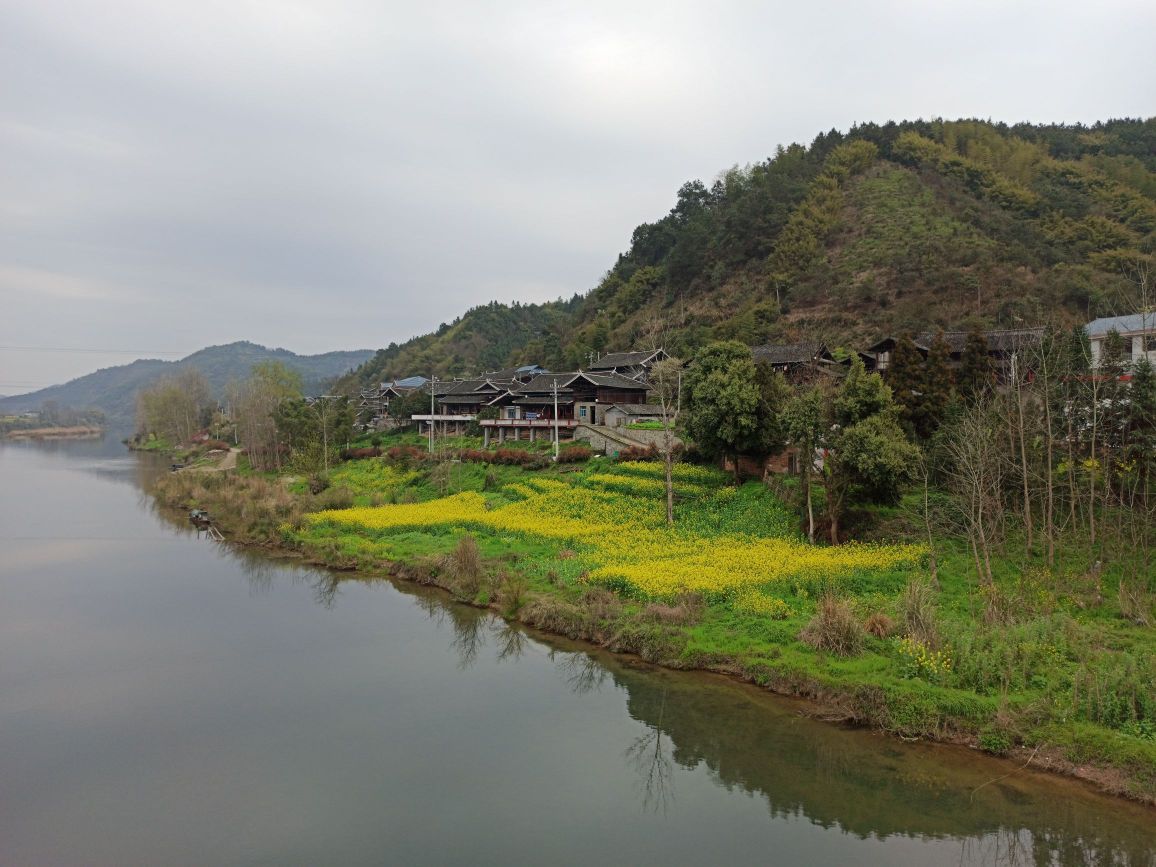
left=151, top=445, right=1156, bottom=804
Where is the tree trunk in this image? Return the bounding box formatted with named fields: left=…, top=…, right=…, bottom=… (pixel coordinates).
left=803, top=457, right=814, bottom=544
left=1015, top=361, right=1033, bottom=552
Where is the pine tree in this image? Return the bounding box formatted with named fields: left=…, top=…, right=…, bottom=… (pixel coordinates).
left=1098, top=329, right=1129, bottom=450
left=957, top=328, right=992, bottom=400
left=887, top=334, right=925, bottom=437
left=921, top=330, right=955, bottom=439
left=1127, top=358, right=1156, bottom=481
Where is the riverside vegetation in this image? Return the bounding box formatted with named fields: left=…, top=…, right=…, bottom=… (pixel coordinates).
left=153, top=430, right=1156, bottom=805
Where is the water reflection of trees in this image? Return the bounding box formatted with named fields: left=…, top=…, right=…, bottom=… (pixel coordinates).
left=607, top=665, right=1156, bottom=866
left=551, top=650, right=609, bottom=695
left=155, top=523, right=1156, bottom=866
left=623, top=688, right=674, bottom=815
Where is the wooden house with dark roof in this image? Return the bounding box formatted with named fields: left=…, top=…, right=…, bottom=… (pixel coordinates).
left=414, top=376, right=520, bottom=436
left=751, top=342, right=843, bottom=381
left=865, top=329, right=1044, bottom=379
left=588, top=349, right=668, bottom=381
left=358, top=376, right=431, bottom=428
left=480, top=371, right=650, bottom=444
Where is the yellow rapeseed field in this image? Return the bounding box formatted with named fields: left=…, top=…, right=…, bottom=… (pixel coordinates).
left=305, top=463, right=924, bottom=600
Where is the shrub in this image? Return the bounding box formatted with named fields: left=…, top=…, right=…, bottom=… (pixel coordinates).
left=386, top=445, right=426, bottom=463
left=900, top=578, right=939, bottom=646
left=581, top=587, right=622, bottom=624
left=800, top=595, right=865, bottom=656
left=308, top=473, right=330, bottom=495
left=865, top=611, right=896, bottom=638
left=557, top=445, right=593, bottom=463
left=341, top=446, right=382, bottom=460
left=497, top=571, right=529, bottom=616
left=643, top=592, right=705, bottom=625
left=441, top=535, right=484, bottom=598
left=315, top=486, right=354, bottom=511
left=203, top=439, right=232, bottom=451
left=616, top=444, right=660, bottom=462
left=978, top=727, right=1013, bottom=756
left=1118, top=577, right=1154, bottom=627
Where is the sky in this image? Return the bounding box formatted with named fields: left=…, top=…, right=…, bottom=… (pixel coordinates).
left=1, top=0, right=1153, bottom=394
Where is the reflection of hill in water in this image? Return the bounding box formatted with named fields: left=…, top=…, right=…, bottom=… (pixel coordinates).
left=379, top=576, right=1155, bottom=865
left=609, top=661, right=1155, bottom=865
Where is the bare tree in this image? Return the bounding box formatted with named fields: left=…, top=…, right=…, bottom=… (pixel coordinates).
left=641, top=316, right=681, bottom=526
left=945, top=397, right=1003, bottom=585
left=651, top=357, right=683, bottom=526
left=135, top=367, right=212, bottom=445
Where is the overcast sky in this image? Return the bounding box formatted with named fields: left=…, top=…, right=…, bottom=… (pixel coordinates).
left=1, top=0, right=1153, bottom=393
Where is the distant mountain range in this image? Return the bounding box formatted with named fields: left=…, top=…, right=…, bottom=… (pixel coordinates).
left=0, top=341, right=374, bottom=430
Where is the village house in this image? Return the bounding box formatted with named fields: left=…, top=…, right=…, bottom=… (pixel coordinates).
left=587, top=348, right=668, bottom=381
left=865, top=329, right=1044, bottom=380
left=358, top=375, right=429, bottom=428
left=480, top=371, right=650, bottom=445
left=1086, top=313, right=1156, bottom=369
left=750, top=341, right=847, bottom=382
left=602, top=403, right=667, bottom=428
left=413, top=375, right=522, bottom=436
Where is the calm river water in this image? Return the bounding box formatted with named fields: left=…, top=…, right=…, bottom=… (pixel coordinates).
left=1, top=437, right=1154, bottom=866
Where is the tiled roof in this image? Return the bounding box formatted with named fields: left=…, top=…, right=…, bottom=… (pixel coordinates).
left=579, top=371, right=650, bottom=390
left=752, top=342, right=826, bottom=365
left=518, top=373, right=578, bottom=393
left=1086, top=314, right=1156, bottom=338
left=867, top=330, right=1044, bottom=354
left=387, top=376, right=428, bottom=390
left=589, top=349, right=663, bottom=370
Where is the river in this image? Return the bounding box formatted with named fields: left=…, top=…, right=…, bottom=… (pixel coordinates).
left=1, top=437, right=1153, bottom=866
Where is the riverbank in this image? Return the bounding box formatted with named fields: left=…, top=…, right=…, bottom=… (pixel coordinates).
left=149, top=445, right=1156, bottom=806
left=4, top=425, right=103, bottom=439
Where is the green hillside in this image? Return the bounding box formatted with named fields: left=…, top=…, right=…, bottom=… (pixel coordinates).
left=344, top=117, right=1156, bottom=387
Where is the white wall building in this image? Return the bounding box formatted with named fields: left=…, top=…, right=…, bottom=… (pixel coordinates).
left=1086, top=313, right=1156, bottom=368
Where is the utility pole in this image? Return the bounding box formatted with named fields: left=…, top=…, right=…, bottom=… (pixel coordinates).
left=428, top=375, right=437, bottom=454
left=552, top=377, right=560, bottom=461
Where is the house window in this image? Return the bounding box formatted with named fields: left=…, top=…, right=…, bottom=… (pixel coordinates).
left=506, top=408, right=518, bottom=419
left=579, top=406, right=587, bottom=419
left=1146, top=337, right=1156, bottom=353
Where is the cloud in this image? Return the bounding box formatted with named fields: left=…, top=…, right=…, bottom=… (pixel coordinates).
left=1, top=0, right=1153, bottom=389
left=0, top=265, right=139, bottom=302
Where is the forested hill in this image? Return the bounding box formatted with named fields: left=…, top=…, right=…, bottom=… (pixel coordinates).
left=0, top=342, right=374, bottom=428
left=343, top=117, right=1156, bottom=388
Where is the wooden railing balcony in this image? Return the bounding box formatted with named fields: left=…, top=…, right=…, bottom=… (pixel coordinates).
left=480, top=418, right=579, bottom=427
